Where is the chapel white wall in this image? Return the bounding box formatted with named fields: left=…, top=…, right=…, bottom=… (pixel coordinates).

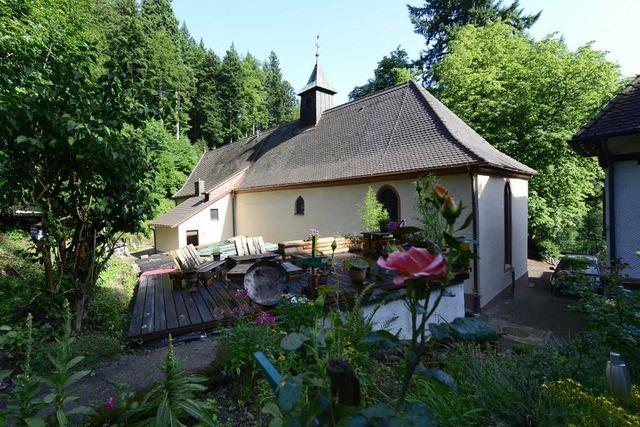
left=235, top=174, right=476, bottom=293
left=476, top=175, right=528, bottom=307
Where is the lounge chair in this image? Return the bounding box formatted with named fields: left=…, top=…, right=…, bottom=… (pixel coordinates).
left=169, top=244, right=226, bottom=288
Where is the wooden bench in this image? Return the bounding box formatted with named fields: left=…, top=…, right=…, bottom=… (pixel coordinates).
left=279, top=236, right=350, bottom=259
left=169, top=244, right=226, bottom=289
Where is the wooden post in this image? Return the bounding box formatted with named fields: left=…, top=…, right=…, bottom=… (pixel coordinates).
left=326, top=358, right=360, bottom=407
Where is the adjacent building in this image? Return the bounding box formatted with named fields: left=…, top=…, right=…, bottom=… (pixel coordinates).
left=570, top=76, right=640, bottom=280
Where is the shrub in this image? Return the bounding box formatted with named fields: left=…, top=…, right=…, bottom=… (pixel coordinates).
left=274, top=298, right=322, bottom=332
left=358, top=186, right=388, bottom=231
left=219, top=319, right=278, bottom=400
left=441, top=344, right=566, bottom=426
left=406, top=378, right=481, bottom=427
left=538, top=379, right=640, bottom=426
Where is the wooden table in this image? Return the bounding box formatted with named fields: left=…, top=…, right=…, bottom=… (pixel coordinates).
left=361, top=232, right=394, bottom=259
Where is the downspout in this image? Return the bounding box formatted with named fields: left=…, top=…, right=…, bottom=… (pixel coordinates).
left=231, top=191, right=237, bottom=237
left=603, top=138, right=616, bottom=262
left=470, top=171, right=481, bottom=314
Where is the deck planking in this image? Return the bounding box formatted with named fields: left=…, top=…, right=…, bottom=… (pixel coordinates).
left=128, top=265, right=399, bottom=341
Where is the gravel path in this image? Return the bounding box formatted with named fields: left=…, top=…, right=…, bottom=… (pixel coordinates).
left=71, top=336, right=220, bottom=407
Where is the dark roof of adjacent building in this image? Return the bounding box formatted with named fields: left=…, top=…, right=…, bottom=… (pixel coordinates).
left=571, top=76, right=640, bottom=155
left=151, top=195, right=217, bottom=227
left=173, top=81, right=535, bottom=201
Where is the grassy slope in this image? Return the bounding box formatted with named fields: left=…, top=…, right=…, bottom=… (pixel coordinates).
left=0, top=226, right=138, bottom=369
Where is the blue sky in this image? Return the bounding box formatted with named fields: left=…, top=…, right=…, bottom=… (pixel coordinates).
left=173, top=0, right=640, bottom=105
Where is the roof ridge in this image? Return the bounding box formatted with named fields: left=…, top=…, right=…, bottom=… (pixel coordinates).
left=322, top=82, right=412, bottom=115
left=409, top=82, right=484, bottom=163
left=572, top=75, right=640, bottom=141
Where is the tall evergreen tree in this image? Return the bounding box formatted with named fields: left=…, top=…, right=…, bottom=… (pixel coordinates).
left=189, top=46, right=223, bottom=146
left=139, top=0, right=193, bottom=136
left=408, top=0, right=541, bottom=83
left=217, top=44, right=245, bottom=144
left=140, top=0, right=179, bottom=37
left=263, top=51, right=298, bottom=127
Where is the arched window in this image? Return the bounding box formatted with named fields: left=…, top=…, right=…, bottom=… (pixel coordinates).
left=295, top=196, right=305, bottom=215
left=504, top=182, right=513, bottom=268
left=377, top=185, right=400, bottom=222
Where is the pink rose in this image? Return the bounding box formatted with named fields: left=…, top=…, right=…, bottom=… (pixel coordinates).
left=377, top=247, right=447, bottom=285
left=104, top=396, right=117, bottom=411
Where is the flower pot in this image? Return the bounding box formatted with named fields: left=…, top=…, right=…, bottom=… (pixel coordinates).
left=349, top=269, right=366, bottom=285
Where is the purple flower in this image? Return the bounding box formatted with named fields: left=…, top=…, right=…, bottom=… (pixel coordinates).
left=388, top=219, right=406, bottom=233
left=212, top=307, right=225, bottom=320
left=236, top=288, right=249, bottom=300
left=231, top=307, right=243, bottom=317
left=104, top=396, right=117, bottom=411
left=308, top=228, right=320, bottom=238
left=255, top=312, right=276, bottom=326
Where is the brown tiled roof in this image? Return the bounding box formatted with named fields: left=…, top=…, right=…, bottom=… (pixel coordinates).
left=571, top=76, right=640, bottom=154
left=174, top=81, right=534, bottom=201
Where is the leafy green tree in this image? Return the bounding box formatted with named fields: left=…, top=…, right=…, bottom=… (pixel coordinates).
left=349, top=47, right=417, bottom=100
left=408, top=0, right=540, bottom=83
left=433, top=22, right=622, bottom=257
left=264, top=51, right=298, bottom=127
left=0, top=0, right=161, bottom=327
left=143, top=120, right=201, bottom=213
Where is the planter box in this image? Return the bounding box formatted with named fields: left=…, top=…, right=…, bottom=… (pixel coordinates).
left=362, top=283, right=465, bottom=340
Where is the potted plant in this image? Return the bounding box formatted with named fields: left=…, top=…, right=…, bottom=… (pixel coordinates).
left=342, top=256, right=369, bottom=285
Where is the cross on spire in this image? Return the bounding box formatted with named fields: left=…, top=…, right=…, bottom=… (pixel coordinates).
left=315, top=34, right=320, bottom=63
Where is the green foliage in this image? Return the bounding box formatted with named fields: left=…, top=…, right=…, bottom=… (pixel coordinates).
left=415, top=176, right=448, bottom=245
left=275, top=298, right=322, bottom=333
left=358, top=187, right=388, bottom=231
left=570, top=261, right=640, bottom=381
left=219, top=319, right=279, bottom=399
left=406, top=377, right=481, bottom=427
left=349, top=47, right=417, bottom=100
left=126, top=335, right=216, bottom=426
left=342, top=256, right=370, bottom=271
left=40, top=300, right=92, bottom=424
left=538, top=379, right=640, bottom=426
left=433, top=21, right=622, bottom=258
left=0, top=314, right=47, bottom=427
left=408, top=0, right=540, bottom=82
left=85, top=256, right=137, bottom=336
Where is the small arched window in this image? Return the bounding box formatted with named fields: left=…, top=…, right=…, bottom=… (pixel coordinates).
left=377, top=185, right=400, bottom=222
left=504, top=182, right=513, bottom=268
left=295, top=196, right=305, bottom=215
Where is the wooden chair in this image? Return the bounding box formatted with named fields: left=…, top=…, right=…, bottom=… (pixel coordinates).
left=228, top=236, right=279, bottom=264
left=169, top=244, right=226, bottom=289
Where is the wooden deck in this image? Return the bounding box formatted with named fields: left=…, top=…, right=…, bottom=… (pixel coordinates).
left=128, top=274, right=253, bottom=341
left=128, top=260, right=400, bottom=341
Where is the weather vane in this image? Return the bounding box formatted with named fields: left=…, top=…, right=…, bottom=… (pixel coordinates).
left=315, top=34, right=320, bottom=61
